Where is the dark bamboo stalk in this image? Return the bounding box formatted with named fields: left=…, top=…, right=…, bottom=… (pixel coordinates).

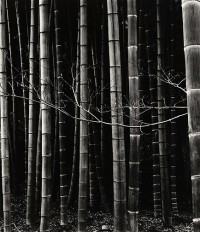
left=15, top=0, right=28, bottom=188
left=157, top=0, right=172, bottom=226
left=54, top=0, right=68, bottom=225
left=6, top=0, right=16, bottom=159
left=89, top=121, right=98, bottom=210
left=169, top=0, right=178, bottom=216
left=145, top=13, right=162, bottom=217
left=26, top=0, right=38, bottom=226
left=67, top=16, right=80, bottom=206
left=35, top=109, right=42, bottom=213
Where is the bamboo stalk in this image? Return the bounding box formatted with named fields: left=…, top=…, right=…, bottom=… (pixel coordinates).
left=145, top=13, right=162, bottom=217
left=107, top=1, right=126, bottom=231
left=169, top=0, right=178, bottom=216
left=15, top=0, right=28, bottom=188
left=0, top=0, right=11, bottom=231
left=26, top=0, right=38, bottom=226
left=35, top=109, right=42, bottom=213
left=127, top=1, right=140, bottom=231
left=39, top=0, right=52, bottom=231
left=54, top=0, right=68, bottom=225
left=182, top=0, right=200, bottom=231
left=67, top=15, right=80, bottom=206
left=78, top=1, right=89, bottom=231
left=89, top=121, right=98, bottom=210
left=5, top=0, right=16, bottom=161
left=157, top=0, right=172, bottom=226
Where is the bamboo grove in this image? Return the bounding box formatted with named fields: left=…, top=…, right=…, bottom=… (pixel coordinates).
left=0, top=0, right=198, bottom=231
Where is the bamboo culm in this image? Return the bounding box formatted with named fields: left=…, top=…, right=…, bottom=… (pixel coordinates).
left=0, top=0, right=11, bottom=231
left=182, top=0, right=200, bottom=231
left=54, top=0, right=68, bottom=225
left=169, top=0, right=178, bottom=216
left=78, top=1, right=89, bottom=231
left=39, top=0, right=52, bottom=231
left=107, top=1, right=127, bottom=231
left=145, top=13, right=162, bottom=217
left=157, top=0, right=172, bottom=226
left=127, top=0, right=140, bottom=231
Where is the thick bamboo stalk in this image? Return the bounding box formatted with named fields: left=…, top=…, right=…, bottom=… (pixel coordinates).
left=157, top=0, right=172, bottom=226
left=15, top=0, right=28, bottom=187
left=54, top=0, right=68, bottom=225
left=39, top=0, right=52, bottom=231
left=67, top=16, right=80, bottom=206
left=182, top=0, right=200, bottom=231
left=26, top=0, right=38, bottom=226
left=107, top=1, right=126, bottom=231
left=127, top=1, right=140, bottom=231
left=0, top=0, right=11, bottom=231
left=145, top=13, right=162, bottom=217
left=78, top=1, right=89, bottom=231
left=169, top=0, right=178, bottom=216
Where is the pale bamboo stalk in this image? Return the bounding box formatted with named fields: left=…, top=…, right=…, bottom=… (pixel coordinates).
left=169, top=0, right=178, bottom=216
left=78, top=0, right=89, bottom=231
left=54, top=0, right=68, bottom=225
left=157, top=0, right=172, bottom=226
left=0, top=0, right=11, bottom=231
left=67, top=16, right=80, bottom=206
left=145, top=13, right=162, bottom=217
left=26, top=0, right=38, bottom=226
left=39, top=0, right=52, bottom=231
left=182, top=0, right=200, bottom=231
left=107, top=1, right=126, bottom=231
left=127, top=1, right=140, bottom=231
left=15, top=0, right=28, bottom=187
